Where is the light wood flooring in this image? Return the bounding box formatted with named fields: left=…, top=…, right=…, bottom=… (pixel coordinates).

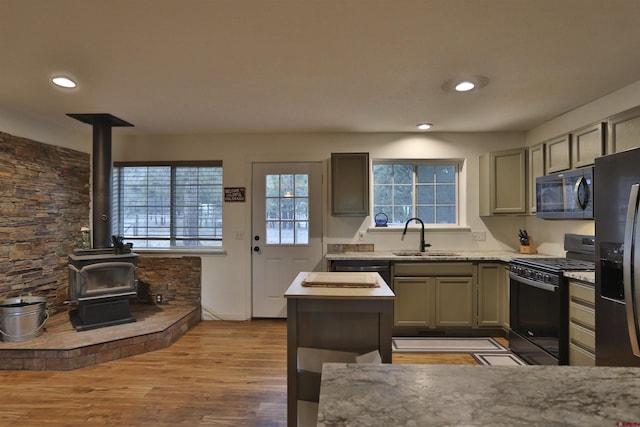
left=0, top=319, right=503, bottom=426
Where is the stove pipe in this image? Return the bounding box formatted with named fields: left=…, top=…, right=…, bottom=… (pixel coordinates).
left=67, top=113, right=134, bottom=249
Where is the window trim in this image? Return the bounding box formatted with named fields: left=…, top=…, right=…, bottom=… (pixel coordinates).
left=371, top=158, right=464, bottom=228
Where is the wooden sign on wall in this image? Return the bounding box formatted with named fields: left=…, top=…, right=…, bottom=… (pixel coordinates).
left=224, top=187, right=246, bottom=202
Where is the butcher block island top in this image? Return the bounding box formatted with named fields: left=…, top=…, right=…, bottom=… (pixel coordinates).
left=318, top=364, right=640, bottom=427
left=285, top=272, right=394, bottom=299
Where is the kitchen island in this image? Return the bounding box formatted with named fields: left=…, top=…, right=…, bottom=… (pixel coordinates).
left=318, top=363, right=640, bottom=426
left=285, top=272, right=394, bottom=426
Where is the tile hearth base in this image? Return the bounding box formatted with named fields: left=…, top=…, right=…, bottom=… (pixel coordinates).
left=0, top=304, right=200, bottom=370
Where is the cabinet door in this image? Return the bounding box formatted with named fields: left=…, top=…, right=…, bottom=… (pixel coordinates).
left=393, top=277, right=434, bottom=327
left=477, top=263, right=503, bottom=327
left=479, top=148, right=526, bottom=215
left=608, top=106, right=640, bottom=154
left=331, top=152, right=369, bottom=216
left=435, top=277, right=473, bottom=327
left=545, top=134, right=571, bottom=173
left=528, top=143, right=545, bottom=214
left=572, top=123, right=605, bottom=168
left=501, top=266, right=510, bottom=329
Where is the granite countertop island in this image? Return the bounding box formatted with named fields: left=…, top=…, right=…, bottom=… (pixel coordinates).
left=318, top=363, right=640, bottom=426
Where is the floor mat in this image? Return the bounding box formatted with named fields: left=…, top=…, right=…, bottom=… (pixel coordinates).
left=472, top=352, right=528, bottom=366
left=392, top=337, right=507, bottom=353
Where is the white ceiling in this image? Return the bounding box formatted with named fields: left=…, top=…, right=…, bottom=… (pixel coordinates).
left=2, top=0, right=640, bottom=136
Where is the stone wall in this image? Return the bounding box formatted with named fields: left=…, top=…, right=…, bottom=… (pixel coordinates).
left=137, top=256, right=201, bottom=306
left=0, top=131, right=90, bottom=313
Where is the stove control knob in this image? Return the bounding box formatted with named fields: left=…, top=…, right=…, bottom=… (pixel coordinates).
left=544, top=274, right=551, bottom=282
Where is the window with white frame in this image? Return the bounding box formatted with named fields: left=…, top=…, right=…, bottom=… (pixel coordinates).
left=372, top=160, right=460, bottom=226
left=112, top=161, right=223, bottom=248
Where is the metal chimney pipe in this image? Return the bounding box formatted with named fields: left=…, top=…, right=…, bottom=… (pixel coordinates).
left=67, top=113, right=134, bottom=249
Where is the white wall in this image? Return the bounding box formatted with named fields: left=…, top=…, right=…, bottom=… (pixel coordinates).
left=112, top=132, right=526, bottom=320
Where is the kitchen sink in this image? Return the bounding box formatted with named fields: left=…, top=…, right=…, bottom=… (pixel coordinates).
left=392, top=251, right=459, bottom=257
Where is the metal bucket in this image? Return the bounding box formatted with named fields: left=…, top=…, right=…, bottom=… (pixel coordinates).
left=0, top=296, right=48, bottom=342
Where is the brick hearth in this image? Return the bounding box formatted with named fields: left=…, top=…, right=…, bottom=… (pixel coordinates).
left=0, top=304, right=200, bottom=370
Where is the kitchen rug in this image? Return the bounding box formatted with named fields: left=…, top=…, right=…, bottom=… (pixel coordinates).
left=392, top=337, right=507, bottom=353
left=471, top=352, right=528, bottom=366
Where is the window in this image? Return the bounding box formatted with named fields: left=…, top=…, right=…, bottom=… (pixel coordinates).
left=112, top=161, right=223, bottom=248
left=265, top=173, right=309, bottom=245
left=372, top=160, right=460, bottom=226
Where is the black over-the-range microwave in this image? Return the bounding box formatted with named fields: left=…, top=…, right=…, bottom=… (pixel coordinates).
left=536, top=166, right=594, bottom=219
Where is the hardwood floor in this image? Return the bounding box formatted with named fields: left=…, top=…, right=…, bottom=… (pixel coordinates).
left=0, top=319, right=493, bottom=426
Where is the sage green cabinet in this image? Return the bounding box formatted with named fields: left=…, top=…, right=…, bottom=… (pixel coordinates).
left=393, top=262, right=474, bottom=328
left=568, top=280, right=596, bottom=366
left=393, top=277, right=434, bottom=327
left=479, top=148, right=527, bottom=216
left=572, top=123, right=605, bottom=168
left=608, top=106, right=640, bottom=154
left=331, top=152, right=369, bottom=216
left=435, top=277, right=473, bottom=327
left=527, top=143, right=545, bottom=214
left=545, top=134, right=571, bottom=173
left=476, top=263, right=509, bottom=328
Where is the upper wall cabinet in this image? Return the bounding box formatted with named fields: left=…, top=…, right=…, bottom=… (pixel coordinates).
left=528, top=143, right=545, bottom=214
left=331, top=152, right=369, bottom=216
left=480, top=148, right=527, bottom=216
left=572, top=122, right=605, bottom=168
left=545, top=134, right=571, bottom=173
left=608, top=106, right=640, bottom=154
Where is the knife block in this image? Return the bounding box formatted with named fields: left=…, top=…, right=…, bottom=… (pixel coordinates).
left=520, top=237, right=537, bottom=254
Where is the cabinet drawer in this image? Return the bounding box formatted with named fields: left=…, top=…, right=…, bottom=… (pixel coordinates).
left=569, top=343, right=595, bottom=366
left=569, top=323, right=595, bottom=352
left=393, top=262, right=473, bottom=277
left=569, top=281, right=595, bottom=305
left=569, top=301, right=595, bottom=329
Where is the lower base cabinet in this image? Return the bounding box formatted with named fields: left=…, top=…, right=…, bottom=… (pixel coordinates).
left=568, top=280, right=596, bottom=366
left=476, top=263, right=509, bottom=328
left=393, top=262, right=474, bottom=328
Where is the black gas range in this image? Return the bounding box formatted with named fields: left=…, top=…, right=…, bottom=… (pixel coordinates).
left=509, top=234, right=595, bottom=365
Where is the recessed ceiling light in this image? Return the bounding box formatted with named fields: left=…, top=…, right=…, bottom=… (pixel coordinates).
left=52, top=76, right=77, bottom=88
left=441, top=75, right=490, bottom=93
left=455, top=81, right=475, bottom=92
left=416, top=123, right=433, bottom=130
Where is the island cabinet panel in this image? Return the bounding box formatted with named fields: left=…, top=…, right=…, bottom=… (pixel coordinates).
left=568, top=280, right=595, bottom=366
left=607, top=105, right=640, bottom=154
left=285, top=272, right=393, bottom=426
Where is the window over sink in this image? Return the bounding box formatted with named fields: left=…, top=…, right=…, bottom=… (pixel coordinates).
left=372, top=160, right=461, bottom=226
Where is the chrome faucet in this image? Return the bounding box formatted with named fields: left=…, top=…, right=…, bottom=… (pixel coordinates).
left=402, top=217, right=431, bottom=252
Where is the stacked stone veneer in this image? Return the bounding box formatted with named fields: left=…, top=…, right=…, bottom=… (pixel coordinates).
left=0, top=131, right=90, bottom=313
left=0, top=131, right=202, bottom=315
left=137, top=256, right=202, bottom=306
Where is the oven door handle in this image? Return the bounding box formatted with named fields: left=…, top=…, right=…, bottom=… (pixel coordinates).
left=509, top=272, right=558, bottom=292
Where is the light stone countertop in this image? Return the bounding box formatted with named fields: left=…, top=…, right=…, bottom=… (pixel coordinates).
left=325, top=250, right=548, bottom=262
left=317, top=363, right=640, bottom=427
left=564, top=271, right=595, bottom=283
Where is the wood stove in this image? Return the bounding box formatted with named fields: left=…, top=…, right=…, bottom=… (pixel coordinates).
left=68, top=249, right=138, bottom=331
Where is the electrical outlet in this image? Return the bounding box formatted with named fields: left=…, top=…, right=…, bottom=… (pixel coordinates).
left=472, top=231, right=486, bottom=241
left=155, top=294, right=163, bottom=304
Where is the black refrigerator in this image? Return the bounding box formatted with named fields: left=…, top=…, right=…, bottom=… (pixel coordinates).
left=595, top=146, right=640, bottom=367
